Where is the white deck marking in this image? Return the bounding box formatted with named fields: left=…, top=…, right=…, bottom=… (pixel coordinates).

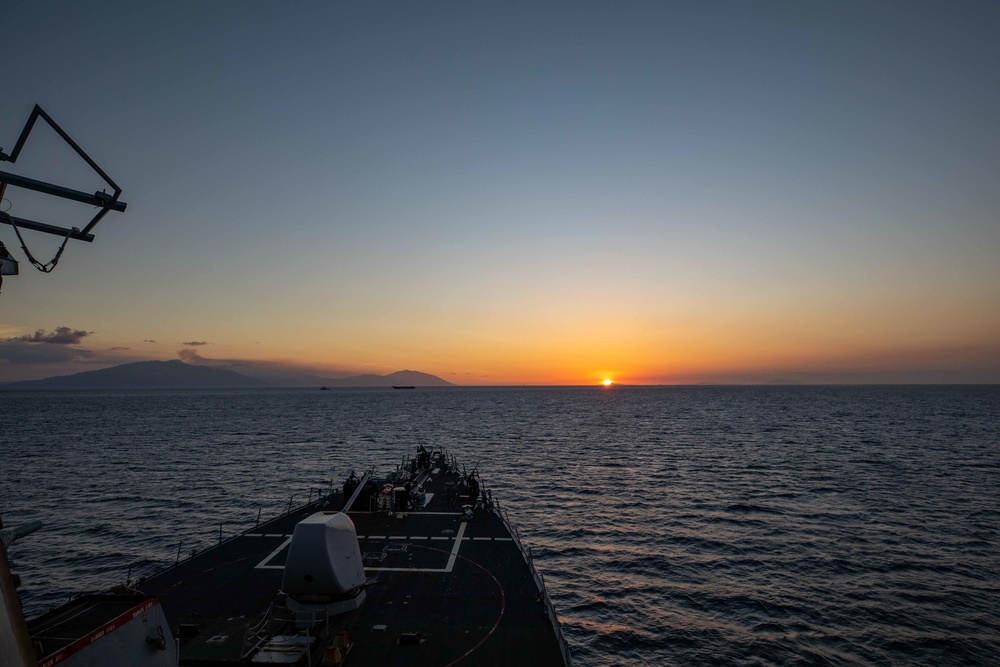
left=473, top=537, right=492, bottom=541
left=365, top=521, right=468, bottom=573
left=252, top=526, right=481, bottom=573
left=255, top=537, right=293, bottom=569
left=444, top=522, right=467, bottom=572
left=352, top=516, right=460, bottom=520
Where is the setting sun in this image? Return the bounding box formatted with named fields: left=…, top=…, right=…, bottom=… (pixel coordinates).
left=602, top=379, right=613, bottom=387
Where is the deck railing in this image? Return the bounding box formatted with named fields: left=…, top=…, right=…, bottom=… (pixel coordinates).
left=120, top=449, right=573, bottom=665
left=124, top=482, right=339, bottom=588
left=485, top=487, right=574, bottom=666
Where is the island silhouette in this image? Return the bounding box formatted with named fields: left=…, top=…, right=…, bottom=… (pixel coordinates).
left=0, top=360, right=454, bottom=390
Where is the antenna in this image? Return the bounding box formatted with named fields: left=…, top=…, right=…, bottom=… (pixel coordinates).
left=0, top=104, right=127, bottom=281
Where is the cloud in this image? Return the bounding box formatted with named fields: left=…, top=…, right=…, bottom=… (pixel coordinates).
left=0, top=340, right=96, bottom=364
left=107, top=346, right=130, bottom=351
left=178, top=348, right=207, bottom=364
left=144, top=339, right=157, bottom=343
left=182, top=341, right=208, bottom=346
left=14, top=327, right=92, bottom=345
left=174, top=349, right=368, bottom=383
left=0, top=325, right=97, bottom=365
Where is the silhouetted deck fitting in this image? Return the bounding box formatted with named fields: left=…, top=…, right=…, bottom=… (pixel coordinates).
left=0, top=104, right=126, bottom=241
left=0, top=172, right=126, bottom=213
left=0, top=214, right=95, bottom=242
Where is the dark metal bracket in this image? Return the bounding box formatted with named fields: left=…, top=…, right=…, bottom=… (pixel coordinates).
left=0, top=104, right=127, bottom=242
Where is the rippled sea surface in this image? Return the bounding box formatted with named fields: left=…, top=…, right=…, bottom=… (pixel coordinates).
left=2, top=386, right=998, bottom=665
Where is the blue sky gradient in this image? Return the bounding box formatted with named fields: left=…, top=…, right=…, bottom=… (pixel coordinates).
left=2, top=1, right=998, bottom=383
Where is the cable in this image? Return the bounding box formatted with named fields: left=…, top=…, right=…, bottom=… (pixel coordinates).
left=0, top=210, right=74, bottom=273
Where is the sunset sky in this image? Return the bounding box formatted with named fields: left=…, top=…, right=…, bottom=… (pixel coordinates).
left=2, top=1, right=998, bottom=384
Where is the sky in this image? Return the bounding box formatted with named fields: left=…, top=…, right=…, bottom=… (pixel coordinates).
left=1, top=1, right=998, bottom=385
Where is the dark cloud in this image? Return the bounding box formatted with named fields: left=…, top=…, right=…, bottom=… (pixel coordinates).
left=182, top=341, right=208, bottom=346
left=0, top=341, right=96, bottom=364
left=144, top=339, right=157, bottom=343
left=107, top=346, right=130, bottom=351
left=0, top=326, right=96, bottom=365
left=13, top=327, right=92, bottom=345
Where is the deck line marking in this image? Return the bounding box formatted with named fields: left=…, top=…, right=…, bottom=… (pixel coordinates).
left=368, top=535, right=386, bottom=539
left=389, top=536, right=407, bottom=540
left=245, top=533, right=263, bottom=537
left=411, top=536, right=429, bottom=540
left=255, top=536, right=293, bottom=570
left=348, top=516, right=465, bottom=517
left=495, top=538, right=513, bottom=541
left=473, top=537, right=492, bottom=541
left=444, top=522, right=467, bottom=573
left=365, top=567, right=448, bottom=572
left=430, top=537, right=449, bottom=540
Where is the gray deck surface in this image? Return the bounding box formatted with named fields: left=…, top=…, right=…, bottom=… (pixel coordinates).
left=135, top=454, right=567, bottom=665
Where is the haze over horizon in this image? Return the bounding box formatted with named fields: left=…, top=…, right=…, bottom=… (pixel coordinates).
left=2, top=2, right=998, bottom=385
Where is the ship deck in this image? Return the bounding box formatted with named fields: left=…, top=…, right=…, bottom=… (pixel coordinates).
left=136, top=452, right=569, bottom=666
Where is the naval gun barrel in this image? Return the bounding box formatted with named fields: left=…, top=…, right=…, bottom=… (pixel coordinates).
left=342, top=471, right=372, bottom=513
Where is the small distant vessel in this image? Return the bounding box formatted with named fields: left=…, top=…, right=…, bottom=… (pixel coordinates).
left=392, top=385, right=416, bottom=389
left=320, top=386, right=331, bottom=390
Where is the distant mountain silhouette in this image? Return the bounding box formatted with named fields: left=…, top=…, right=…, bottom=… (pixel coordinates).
left=1, top=362, right=454, bottom=390
left=320, top=370, right=454, bottom=387
left=2, top=360, right=270, bottom=390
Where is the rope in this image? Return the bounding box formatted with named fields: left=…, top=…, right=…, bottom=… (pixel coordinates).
left=0, top=210, right=74, bottom=273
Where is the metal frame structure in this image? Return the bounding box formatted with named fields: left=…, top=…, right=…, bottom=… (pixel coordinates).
left=0, top=104, right=127, bottom=243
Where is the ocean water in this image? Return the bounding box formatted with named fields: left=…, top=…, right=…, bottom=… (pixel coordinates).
left=1, top=385, right=998, bottom=666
